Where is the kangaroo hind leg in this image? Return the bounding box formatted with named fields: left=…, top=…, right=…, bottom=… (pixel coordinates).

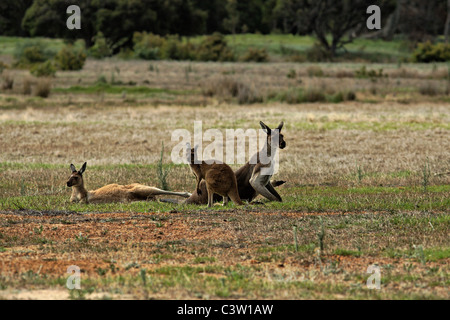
left=249, top=173, right=280, bottom=202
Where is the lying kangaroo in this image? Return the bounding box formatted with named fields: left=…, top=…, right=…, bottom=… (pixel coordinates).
left=67, top=162, right=191, bottom=204
left=186, top=143, right=243, bottom=208
left=182, top=121, right=286, bottom=205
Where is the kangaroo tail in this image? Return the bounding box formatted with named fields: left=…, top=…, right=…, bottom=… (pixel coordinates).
left=228, top=179, right=244, bottom=206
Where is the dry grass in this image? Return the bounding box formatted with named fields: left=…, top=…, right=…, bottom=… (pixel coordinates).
left=0, top=210, right=448, bottom=299
left=22, top=76, right=34, bottom=95
left=33, top=78, right=52, bottom=98
left=1, top=72, right=14, bottom=90
left=0, top=59, right=449, bottom=300
left=0, top=102, right=448, bottom=186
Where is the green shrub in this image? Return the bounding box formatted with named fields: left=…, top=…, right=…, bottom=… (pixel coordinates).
left=161, top=36, right=185, bottom=60
left=412, top=41, right=450, bottom=63
left=306, top=43, right=332, bottom=62
left=30, top=61, right=56, bottom=77
left=133, top=32, right=236, bottom=62
left=240, top=48, right=269, bottom=62
left=355, top=66, right=385, bottom=80
left=89, top=32, right=113, bottom=59
left=55, top=45, right=86, bottom=71
left=13, top=41, right=54, bottom=68
left=196, top=33, right=236, bottom=62
left=133, top=32, right=165, bottom=60
left=286, top=69, right=296, bottom=79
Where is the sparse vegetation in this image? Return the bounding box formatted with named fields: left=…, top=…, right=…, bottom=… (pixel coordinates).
left=33, top=78, right=52, bottom=98
left=30, top=61, right=56, bottom=78
left=0, top=33, right=449, bottom=301
left=1, top=72, right=14, bottom=90
left=411, top=42, right=450, bottom=63
left=157, top=142, right=170, bottom=191
left=240, top=47, right=269, bottom=62
left=54, top=45, right=87, bottom=71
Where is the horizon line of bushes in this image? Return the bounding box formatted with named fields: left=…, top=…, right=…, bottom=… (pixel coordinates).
left=4, top=32, right=450, bottom=79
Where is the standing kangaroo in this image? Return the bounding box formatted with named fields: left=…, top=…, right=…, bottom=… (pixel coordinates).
left=67, top=162, right=191, bottom=204
left=182, top=121, right=286, bottom=205
left=186, top=143, right=243, bottom=208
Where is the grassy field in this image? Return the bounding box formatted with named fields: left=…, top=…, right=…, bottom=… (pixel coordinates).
left=0, top=37, right=449, bottom=299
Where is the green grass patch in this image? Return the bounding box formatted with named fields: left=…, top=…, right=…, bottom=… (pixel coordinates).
left=334, top=248, right=362, bottom=257
left=384, top=247, right=450, bottom=262
left=1, top=184, right=449, bottom=213
left=53, top=84, right=196, bottom=96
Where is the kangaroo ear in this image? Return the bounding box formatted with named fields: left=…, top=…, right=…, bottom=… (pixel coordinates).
left=277, top=121, right=284, bottom=131
left=70, top=164, right=77, bottom=173
left=79, top=162, right=87, bottom=175
left=185, top=143, right=192, bottom=163
left=260, top=121, right=271, bottom=135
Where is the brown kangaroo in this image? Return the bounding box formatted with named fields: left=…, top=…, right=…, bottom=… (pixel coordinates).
left=67, top=162, right=191, bottom=204
left=186, top=143, right=243, bottom=208
left=182, top=121, right=286, bottom=205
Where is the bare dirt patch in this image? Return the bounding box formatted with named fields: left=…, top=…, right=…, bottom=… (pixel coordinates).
left=0, top=210, right=448, bottom=299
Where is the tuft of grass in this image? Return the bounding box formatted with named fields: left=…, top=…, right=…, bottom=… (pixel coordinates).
left=334, top=248, right=362, bottom=257
left=202, top=76, right=263, bottom=104
left=421, top=159, right=431, bottom=192
left=157, top=142, right=170, bottom=191
left=1, top=72, right=14, bottom=90
left=33, top=78, right=52, bottom=98
left=307, top=66, right=325, bottom=77
left=317, top=217, right=325, bottom=252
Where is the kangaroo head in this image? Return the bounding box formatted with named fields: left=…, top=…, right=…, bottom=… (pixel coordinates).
left=260, top=121, right=286, bottom=150
left=67, top=162, right=87, bottom=187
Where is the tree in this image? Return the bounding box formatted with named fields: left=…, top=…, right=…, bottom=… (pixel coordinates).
left=0, top=0, right=33, bottom=36
left=294, top=0, right=392, bottom=57
left=446, top=0, right=450, bottom=43
left=22, top=0, right=99, bottom=47
left=223, top=0, right=240, bottom=35
left=397, top=0, right=447, bottom=43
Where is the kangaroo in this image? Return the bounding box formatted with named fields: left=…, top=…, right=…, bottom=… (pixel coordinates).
left=180, top=121, right=286, bottom=205
left=236, top=121, right=286, bottom=202
left=67, top=162, right=191, bottom=204
left=186, top=143, right=243, bottom=208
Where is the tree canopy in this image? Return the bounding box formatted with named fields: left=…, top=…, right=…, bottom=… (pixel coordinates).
left=0, top=0, right=448, bottom=56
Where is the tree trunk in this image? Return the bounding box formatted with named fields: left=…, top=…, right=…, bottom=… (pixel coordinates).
left=445, top=0, right=450, bottom=44
left=384, top=0, right=404, bottom=40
